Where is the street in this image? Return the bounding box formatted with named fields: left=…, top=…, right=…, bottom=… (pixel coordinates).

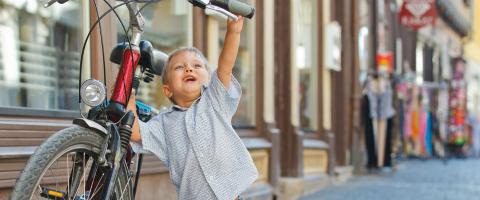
left=301, top=159, right=480, bottom=200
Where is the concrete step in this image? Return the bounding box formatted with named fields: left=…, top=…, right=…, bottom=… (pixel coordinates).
left=334, top=165, right=354, bottom=184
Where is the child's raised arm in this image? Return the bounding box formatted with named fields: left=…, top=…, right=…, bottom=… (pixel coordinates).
left=217, top=16, right=244, bottom=88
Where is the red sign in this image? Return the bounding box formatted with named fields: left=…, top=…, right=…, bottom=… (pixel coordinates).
left=376, top=53, right=393, bottom=73
left=398, top=0, right=437, bottom=29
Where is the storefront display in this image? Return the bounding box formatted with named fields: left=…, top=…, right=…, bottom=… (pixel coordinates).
left=448, top=58, right=468, bottom=149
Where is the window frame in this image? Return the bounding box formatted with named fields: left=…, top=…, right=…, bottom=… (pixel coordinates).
left=292, top=0, right=321, bottom=133
left=0, top=0, right=90, bottom=118
left=202, top=0, right=267, bottom=137
left=207, top=0, right=258, bottom=129
left=0, top=107, right=79, bottom=118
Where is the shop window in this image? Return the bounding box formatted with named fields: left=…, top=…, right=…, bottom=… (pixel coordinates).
left=117, top=0, right=192, bottom=109
left=0, top=0, right=84, bottom=111
left=217, top=0, right=256, bottom=127
left=294, top=0, right=318, bottom=131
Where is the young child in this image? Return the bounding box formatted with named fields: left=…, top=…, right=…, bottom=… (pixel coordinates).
left=128, top=16, right=258, bottom=200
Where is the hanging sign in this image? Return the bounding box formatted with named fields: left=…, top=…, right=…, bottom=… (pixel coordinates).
left=398, top=0, right=437, bottom=30
left=376, top=52, right=393, bottom=73
left=324, top=22, right=342, bottom=71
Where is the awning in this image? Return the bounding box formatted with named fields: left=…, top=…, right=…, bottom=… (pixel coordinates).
left=436, top=0, right=471, bottom=37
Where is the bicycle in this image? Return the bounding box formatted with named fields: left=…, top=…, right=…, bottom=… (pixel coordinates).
left=10, top=0, right=254, bottom=199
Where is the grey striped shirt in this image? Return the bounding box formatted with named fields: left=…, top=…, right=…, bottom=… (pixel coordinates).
left=132, top=71, right=258, bottom=200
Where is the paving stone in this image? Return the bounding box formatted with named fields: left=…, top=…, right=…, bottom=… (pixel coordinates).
left=301, top=159, right=480, bottom=200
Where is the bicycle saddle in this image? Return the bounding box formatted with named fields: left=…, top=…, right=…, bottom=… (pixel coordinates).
left=110, top=40, right=167, bottom=76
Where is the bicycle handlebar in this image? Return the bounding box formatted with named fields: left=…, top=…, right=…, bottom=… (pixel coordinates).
left=44, top=0, right=68, bottom=7
left=45, top=0, right=254, bottom=19
left=210, top=0, right=254, bottom=19
left=189, top=0, right=254, bottom=19
left=44, top=0, right=161, bottom=8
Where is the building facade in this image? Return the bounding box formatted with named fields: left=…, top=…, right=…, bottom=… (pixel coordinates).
left=0, top=0, right=472, bottom=199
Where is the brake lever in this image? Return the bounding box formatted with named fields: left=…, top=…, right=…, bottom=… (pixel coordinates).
left=205, top=4, right=238, bottom=21
left=44, top=0, right=57, bottom=8
left=44, top=0, right=69, bottom=8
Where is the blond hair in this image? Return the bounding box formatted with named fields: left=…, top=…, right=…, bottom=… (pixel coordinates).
left=162, top=47, right=210, bottom=85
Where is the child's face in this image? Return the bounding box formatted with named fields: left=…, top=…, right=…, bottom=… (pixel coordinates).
left=163, top=51, right=210, bottom=102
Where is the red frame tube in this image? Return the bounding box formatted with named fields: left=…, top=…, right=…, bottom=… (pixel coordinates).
left=111, top=47, right=141, bottom=106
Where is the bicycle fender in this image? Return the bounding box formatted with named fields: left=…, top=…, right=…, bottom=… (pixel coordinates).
left=73, top=118, right=108, bottom=136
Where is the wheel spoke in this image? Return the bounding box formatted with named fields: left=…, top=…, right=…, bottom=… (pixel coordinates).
left=72, top=153, right=86, bottom=199
left=35, top=185, right=42, bottom=200
left=87, top=162, right=99, bottom=200
left=89, top=173, right=106, bottom=199
left=71, top=152, right=79, bottom=199
left=12, top=128, right=108, bottom=200
left=67, top=152, right=70, bottom=200
left=83, top=153, right=86, bottom=199
left=119, top=169, right=133, bottom=200
left=55, top=155, right=59, bottom=193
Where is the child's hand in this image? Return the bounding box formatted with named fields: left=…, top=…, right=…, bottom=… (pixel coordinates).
left=227, top=16, right=244, bottom=34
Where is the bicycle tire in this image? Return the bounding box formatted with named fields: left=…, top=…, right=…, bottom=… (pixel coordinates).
left=10, top=125, right=133, bottom=200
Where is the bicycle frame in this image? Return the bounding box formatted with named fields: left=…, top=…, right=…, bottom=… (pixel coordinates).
left=70, top=2, right=147, bottom=199
left=107, top=2, right=145, bottom=121
left=96, top=3, right=146, bottom=199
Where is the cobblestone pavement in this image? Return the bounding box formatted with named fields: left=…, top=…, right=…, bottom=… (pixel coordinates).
left=301, top=159, right=480, bottom=200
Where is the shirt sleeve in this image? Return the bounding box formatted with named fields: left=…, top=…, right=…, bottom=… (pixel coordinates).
left=130, top=115, right=168, bottom=163
left=204, top=70, right=242, bottom=119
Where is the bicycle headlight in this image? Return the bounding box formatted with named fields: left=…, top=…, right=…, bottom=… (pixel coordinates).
left=80, top=79, right=106, bottom=107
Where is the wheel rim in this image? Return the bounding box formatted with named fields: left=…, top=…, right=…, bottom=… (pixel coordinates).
left=29, top=144, right=103, bottom=200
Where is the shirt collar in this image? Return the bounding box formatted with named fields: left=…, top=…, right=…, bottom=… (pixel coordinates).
left=169, top=84, right=208, bottom=112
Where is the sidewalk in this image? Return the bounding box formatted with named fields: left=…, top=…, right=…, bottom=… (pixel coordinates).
left=300, top=159, right=480, bottom=200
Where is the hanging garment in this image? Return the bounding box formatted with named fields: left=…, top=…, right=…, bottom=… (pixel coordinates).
left=425, top=111, right=433, bottom=157
left=403, top=110, right=413, bottom=155
left=367, top=89, right=396, bottom=120
left=398, top=100, right=406, bottom=156
left=437, top=90, right=449, bottom=141
left=420, top=111, right=427, bottom=156
left=403, top=108, right=412, bottom=138
left=367, top=79, right=395, bottom=167
left=399, top=101, right=405, bottom=140
left=411, top=111, right=419, bottom=141
left=362, top=95, right=377, bottom=168
left=384, top=117, right=394, bottom=167
left=411, top=110, right=420, bottom=156
left=430, top=112, right=443, bottom=157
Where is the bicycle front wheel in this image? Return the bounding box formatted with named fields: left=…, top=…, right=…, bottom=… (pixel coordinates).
left=10, top=126, right=133, bottom=200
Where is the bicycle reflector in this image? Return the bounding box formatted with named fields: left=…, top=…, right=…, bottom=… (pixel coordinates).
left=80, top=79, right=106, bottom=107
left=40, top=187, right=66, bottom=199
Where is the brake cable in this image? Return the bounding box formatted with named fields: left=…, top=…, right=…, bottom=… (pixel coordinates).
left=91, top=0, right=108, bottom=111
left=101, top=0, right=152, bottom=106
left=78, top=0, right=134, bottom=105
left=78, top=0, right=150, bottom=122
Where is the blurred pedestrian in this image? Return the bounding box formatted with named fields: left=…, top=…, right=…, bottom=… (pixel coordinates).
left=468, top=114, right=480, bottom=157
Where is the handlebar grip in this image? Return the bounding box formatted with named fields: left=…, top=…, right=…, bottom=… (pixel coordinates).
left=211, top=0, right=255, bottom=19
